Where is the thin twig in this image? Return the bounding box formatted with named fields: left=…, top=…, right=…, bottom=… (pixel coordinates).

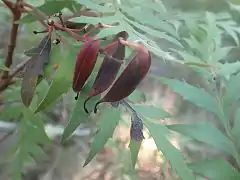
left=120, top=100, right=137, bottom=114
left=54, top=12, right=65, bottom=27
left=21, top=2, right=48, bottom=22
left=22, top=2, right=117, bottom=42
left=22, top=2, right=86, bottom=41
left=23, top=6, right=47, bottom=27
left=9, top=58, right=29, bottom=78
left=0, top=56, right=31, bottom=92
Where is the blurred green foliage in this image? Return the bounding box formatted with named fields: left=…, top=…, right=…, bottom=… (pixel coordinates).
left=1, top=0, right=240, bottom=180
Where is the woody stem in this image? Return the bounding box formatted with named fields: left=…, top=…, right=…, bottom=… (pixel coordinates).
left=1, top=0, right=22, bottom=79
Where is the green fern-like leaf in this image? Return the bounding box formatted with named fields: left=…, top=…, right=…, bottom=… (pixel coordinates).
left=10, top=108, right=50, bottom=180
left=155, top=77, right=218, bottom=114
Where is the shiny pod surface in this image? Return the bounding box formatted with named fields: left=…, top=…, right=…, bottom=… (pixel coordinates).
left=72, top=38, right=100, bottom=92
left=87, top=40, right=125, bottom=98
left=97, top=45, right=151, bottom=104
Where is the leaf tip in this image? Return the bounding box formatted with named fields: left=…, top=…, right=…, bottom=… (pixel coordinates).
left=83, top=159, right=90, bottom=167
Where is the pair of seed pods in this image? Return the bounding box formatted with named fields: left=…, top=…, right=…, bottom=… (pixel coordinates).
left=72, top=31, right=151, bottom=113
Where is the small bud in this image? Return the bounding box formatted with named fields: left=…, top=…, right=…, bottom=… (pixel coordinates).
left=54, top=12, right=62, bottom=17
left=53, top=64, right=60, bottom=69
left=47, top=19, right=54, bottom=26
left=53, top=38, right=61, bottom=45
left=33, top=30, right=48, bottom=34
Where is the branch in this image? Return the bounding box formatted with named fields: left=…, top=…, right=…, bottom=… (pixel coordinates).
left=0, top=78, right=15, bottom=92
left=1, top=0, right=15, bottom=11
left=22, top=1, right=117, bottom=42
left=1, top=0, right=22, bottom=79
left=9, top=58, right=29, bottom=78
left=0, top=59, right=29, bottom=91
left=0, top=1, right=118, bottom=92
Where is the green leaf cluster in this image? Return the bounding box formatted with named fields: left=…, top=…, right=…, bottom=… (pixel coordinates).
left=2, top=0, right=240, bottom=180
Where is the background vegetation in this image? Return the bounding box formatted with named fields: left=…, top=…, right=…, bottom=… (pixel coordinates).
left=1, top=0, right=240, bottom=179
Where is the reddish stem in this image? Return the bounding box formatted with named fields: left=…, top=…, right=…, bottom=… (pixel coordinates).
left=118, top=38, right=146, bottom=52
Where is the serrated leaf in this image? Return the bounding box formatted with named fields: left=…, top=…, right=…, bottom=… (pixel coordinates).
left=155, top=77, right=218, bottom=114
left=183, top=35, right=206, bottom=57
left=190, top=66, right=213, bottom=80
left=217, top=62, right=240, bottom=78
left=217, top=22, right=240, bottom=46
left=120, top=5, right=178, bottom=38
left=144, top=119, right=195, bottom=180
left=121, top=28, right=170, bottom=60
left=124, top=18, right=183, bottom=47
left=3, top=86, right=21, bottom=101
left=96, top=26, right=126, bottom=40
left=70, top=15, right=120, bottom=25
left=34, top=47, right=75, bottom=113
left=232, top=108, right=240, bottom=140
left=11, top=107, right=50, bottom=180
left=0, top=103, right=24, bottom=120
left=84, top=107, right=121, bottom=166
left=184, top=61, right=212, bottom=67
left=167, top=123, right=234, bottom=156
left=129, top=139, right=141, bottom=168
left=175, top=50, right=202, bottom=62
left=78, top=0, right=114, bottom=13
left=35, top=79, right=50, bottom=103
left=229, top=0, right=240, bottom=6
left=21, top=34, right=51, bottom=107
left=29, top=144, right=48, bottom=160
left=132, top=104, right=170, bottom=120
left=130, top=0, right=167, bottom=13
left=223, top=72, right=240, bottom=104
left=42, top=45, right=64, bottom=79
left=19, top=1, right=75, bottom=23
left=211, top=47, right=233, bottom=63
left=61, top=81, right=99, bottom=142
left=188, top=159, right=240, bottom=180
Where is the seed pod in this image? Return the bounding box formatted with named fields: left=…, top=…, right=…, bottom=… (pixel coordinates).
left=83, top=31, right=128, bottom=113
left=94, top=43, right=151, bottom=113
left=72, top=37, right=100, bottom=99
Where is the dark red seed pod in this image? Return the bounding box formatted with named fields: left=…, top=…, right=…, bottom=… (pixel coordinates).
left=94, top=43, right=151, bottom=113
left=72, top=37, right=100, bottom=99
left=83, top=31, right=128, bottom=113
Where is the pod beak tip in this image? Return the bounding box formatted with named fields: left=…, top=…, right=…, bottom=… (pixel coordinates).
left=74, top=93, right=79, bottom=100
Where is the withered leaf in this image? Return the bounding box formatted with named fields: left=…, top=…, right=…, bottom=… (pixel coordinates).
left=24, top=47, right=39, bottom=57
left=21, top=34, right=51, bottom=107
left=130, top=113, right=144, bottom=142
left=120, top=100, right=144, bottom=141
